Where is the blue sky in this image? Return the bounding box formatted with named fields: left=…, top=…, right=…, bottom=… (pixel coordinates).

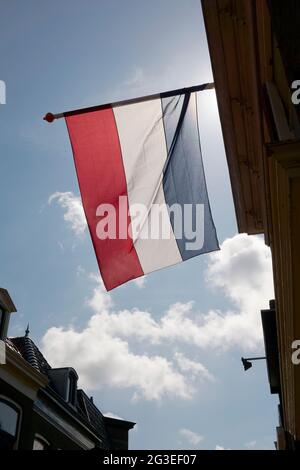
left=0, top=0, right=278, bottom=449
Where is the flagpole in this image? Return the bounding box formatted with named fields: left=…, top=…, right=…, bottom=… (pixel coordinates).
left=43, top=82, right=215, bottom=122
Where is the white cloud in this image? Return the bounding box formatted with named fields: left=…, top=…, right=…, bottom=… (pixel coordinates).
left=57, top=241, right=65, bottom=252
left=79, top=235, right=273, bottom=352
left=124, top=66, right=144, bottom=88
left=76, top=265, right=86, bottom=277
left=42, top=324, right=194, bottom=402
left=179, top=428, right=203, bottom=446
left=174, top=352, right=214, bottom=381
left=204, top=233, right=274, bottom=350
left=86, top=273, right=113, bottom=313
left=245, top=440, right=256, bottom=449
left=41, top=233, right=273, bottom=401
left=42, top=275, right=200, bottom=402
left=133, top=276, right=147, bottom=289
left=48, top=191, right=86, bottom=236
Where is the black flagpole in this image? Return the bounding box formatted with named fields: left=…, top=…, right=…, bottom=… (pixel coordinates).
left=43, top=82, right=214, bottom=123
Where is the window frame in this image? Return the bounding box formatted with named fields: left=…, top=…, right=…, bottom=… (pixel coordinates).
left=33, top=434, right=50, bottom=450
left=0, top=395, right=22, bottom=449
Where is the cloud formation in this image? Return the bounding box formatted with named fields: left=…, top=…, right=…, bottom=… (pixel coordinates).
left=174, top=352, right=214, bottom=381
left=179, top=428, right=203, bottom=446
left=42, top=274, right=208, bottom=401
left=48, top=191, right=86, bottom=236
left=133, top=276, right=147, bottom=289
left=41, top=233, right=273, bottom=401
left=245, top=440, right=257, bottom=449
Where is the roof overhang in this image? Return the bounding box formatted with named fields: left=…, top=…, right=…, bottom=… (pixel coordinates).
left=104, top=416, right=136, bottom=431
left=0, top=288, right=17, bottom=313
left=201, top=0, right=268, bottom=235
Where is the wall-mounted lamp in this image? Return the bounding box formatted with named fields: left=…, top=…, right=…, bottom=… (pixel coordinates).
left=241, top=356, right=266, bottom=371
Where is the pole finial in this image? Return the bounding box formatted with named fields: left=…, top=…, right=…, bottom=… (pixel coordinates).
left=25, top=323, right=30, bottom=337
left=43, top=112, right=55, bottom=123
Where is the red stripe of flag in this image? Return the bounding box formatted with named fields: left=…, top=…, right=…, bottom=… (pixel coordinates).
left=65, top=108, right=144, bottom=290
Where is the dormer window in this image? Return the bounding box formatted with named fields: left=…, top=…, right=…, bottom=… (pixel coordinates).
left=48, top=367, right=78, bottom=405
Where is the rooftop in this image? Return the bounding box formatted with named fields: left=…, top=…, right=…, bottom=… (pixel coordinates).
left=6, top=332, right=134, bottom=449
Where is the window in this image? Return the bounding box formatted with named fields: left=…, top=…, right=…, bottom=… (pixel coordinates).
left=0, top=398, right=21, bottom=449
left=68, top=372, right=77, bottom=405
left=33, top=436, right=49, bottom=450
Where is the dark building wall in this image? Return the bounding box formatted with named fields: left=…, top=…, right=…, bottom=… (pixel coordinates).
left=0, top=378, right=35, bottom=449
left=0, top=379, right=94, bottom=450
left=1, top=337, right=135, bottom=450
left=0, top=377, right=134, bottom=450
left=104, top=417, right=134, bottom=450
left=31, top=412, right=84, bottom=450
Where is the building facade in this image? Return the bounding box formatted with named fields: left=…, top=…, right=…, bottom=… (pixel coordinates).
left=202, top=0, right=300, bottom=449
left=0, top=288, right=135, bottom=450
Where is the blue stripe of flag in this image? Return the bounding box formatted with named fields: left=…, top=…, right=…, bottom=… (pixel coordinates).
left=161, top=92, right=219, bottom=260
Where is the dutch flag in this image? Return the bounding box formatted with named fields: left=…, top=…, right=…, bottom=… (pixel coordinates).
left=63, top=88, right=219, bottom=290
